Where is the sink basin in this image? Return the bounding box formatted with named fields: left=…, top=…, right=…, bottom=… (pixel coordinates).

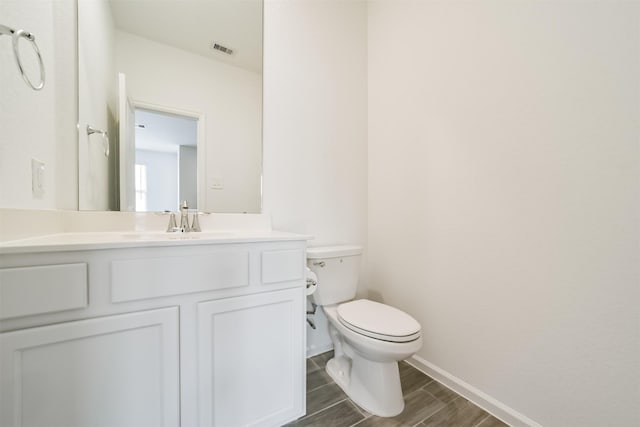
left=0, top=230, right=310, bottom=255
left=120, top=231, right=235, bottom=240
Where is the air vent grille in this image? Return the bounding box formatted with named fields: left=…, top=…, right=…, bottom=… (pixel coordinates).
left=211, top=43, right=233, bottom=55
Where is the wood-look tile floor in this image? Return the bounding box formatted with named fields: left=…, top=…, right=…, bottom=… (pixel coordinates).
left=286, top=351, right=510, bottom=427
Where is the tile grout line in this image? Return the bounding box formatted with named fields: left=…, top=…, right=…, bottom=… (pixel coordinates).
left=306, top=379, right=335, bottom=395
left=399, top=386, right=453, bottom=427
left=412, top=420, right=425, bottom=427
left=417, top=382, right=444, bottom=404
left=346, top=399, right=371, bottom=420
left=408, top=360, right=500, bottom=423
left=473, top=413, right=492, bottom=427
left=307, top=359, right=320, bottom=372
left=349, top=414, right=369, bottom=427
left=345, top=400, right=372, bottom=427
left=299, top=397, right=349, bottom=421
left=414, top=395, right=464, bottom=426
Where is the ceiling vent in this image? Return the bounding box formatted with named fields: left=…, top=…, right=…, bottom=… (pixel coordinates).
left=211, top=43, right=233, bottom=55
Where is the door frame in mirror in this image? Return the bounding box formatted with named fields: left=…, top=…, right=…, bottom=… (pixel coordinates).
left=128, top=100, right=206, bottom=213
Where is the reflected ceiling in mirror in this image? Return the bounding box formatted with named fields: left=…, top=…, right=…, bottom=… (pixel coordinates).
left=78, top=0, right=263, bottom=213
left=110, top=0, right=262, bottom=73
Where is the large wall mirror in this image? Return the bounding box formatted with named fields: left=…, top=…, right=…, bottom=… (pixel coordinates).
left=79, top=0, right=262, bottom=213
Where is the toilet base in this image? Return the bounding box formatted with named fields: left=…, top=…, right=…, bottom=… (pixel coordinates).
left=326, top=353, right=405, bottom=417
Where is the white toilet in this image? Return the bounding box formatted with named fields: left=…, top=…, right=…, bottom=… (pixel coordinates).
left=307, top=245, right=422, bottom=417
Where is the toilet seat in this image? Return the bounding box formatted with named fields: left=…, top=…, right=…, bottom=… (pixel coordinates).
left=337, top=299, right=421, bottom=343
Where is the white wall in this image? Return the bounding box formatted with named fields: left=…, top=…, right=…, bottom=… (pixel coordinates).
left=53, top=2, right=79, bottom=210
left=115, top=31, right=262, bottom=214
left=78, top=0, right=117, bottom=211
left=367, top=1, right=640, bottom=426
left=0, top=0, right=76, bottom=210
left=263, top=0, right=368, bottom=354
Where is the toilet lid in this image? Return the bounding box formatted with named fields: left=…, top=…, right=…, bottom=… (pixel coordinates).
left=337, top=299, right=421, bottom=343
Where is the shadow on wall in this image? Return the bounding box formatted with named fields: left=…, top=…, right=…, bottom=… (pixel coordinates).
left=367, top=290, right=385, bottom=304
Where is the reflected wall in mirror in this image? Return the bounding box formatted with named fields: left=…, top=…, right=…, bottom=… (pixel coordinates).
left=134, top=108, right=198, bottom=212
left=78, top=0, right=263, bottom=213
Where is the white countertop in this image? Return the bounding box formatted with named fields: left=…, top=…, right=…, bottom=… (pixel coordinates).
left=0, top=230, right=311, bottom=255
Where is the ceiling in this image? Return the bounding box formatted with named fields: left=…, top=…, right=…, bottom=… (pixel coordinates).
left=109, top=0, right=263, bottom=73
left=135, top=108, right=198, bottom=153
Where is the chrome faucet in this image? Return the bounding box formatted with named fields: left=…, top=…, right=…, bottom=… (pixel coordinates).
left=179, top=201, right=191, bottom=232
left=166, top=201, right=201, bottom=233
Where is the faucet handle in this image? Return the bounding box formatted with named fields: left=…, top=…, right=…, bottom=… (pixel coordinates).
left=191, top=212, right=201, bottom=232
left=166, top=212, right=178, bottom=232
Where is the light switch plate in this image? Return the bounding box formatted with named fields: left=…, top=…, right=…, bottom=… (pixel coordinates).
left=31, top=158, right=45, bottom=197
left=210, top=178, right=224, bottom=190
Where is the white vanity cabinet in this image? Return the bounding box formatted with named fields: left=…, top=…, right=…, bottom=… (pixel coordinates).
left=0, top=236, right=307, bottom=427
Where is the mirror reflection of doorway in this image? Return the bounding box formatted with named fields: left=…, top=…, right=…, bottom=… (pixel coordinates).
left=134, top=108, right=198, bottom=212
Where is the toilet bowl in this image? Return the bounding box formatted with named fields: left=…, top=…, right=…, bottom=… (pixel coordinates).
left=323, top=301, right=422, bottom=416
left=307, top=246, right=422, bottom=417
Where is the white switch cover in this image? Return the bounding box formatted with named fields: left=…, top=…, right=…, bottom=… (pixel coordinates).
left=210, top=178, right=224, bottom=190
left=31, top=158, right=45, bottom=197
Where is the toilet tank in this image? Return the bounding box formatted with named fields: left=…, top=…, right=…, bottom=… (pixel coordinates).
left=307, top=245, right=362, bottom=306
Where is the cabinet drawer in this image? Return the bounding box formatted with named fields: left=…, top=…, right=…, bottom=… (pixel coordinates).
left=111, top=250, right=250, bottom=302
left=0, top=263, right=88, bottom=320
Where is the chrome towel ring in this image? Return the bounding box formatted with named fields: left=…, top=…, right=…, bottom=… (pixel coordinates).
left=0, top=24, right=45, bottom=91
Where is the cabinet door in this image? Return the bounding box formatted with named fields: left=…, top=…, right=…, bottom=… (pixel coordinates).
left=198, top=288, right=305, bottom=427
left=0, top=307, right=179, bottom=427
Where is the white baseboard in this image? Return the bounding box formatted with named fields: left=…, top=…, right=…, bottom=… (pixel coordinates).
left=408, top=355, right=542, bottom=427
left=306, top=343, right=333, bottom=358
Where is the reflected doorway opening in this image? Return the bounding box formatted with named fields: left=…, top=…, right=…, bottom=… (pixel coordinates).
left=133, top=108, right=198, bottom=212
